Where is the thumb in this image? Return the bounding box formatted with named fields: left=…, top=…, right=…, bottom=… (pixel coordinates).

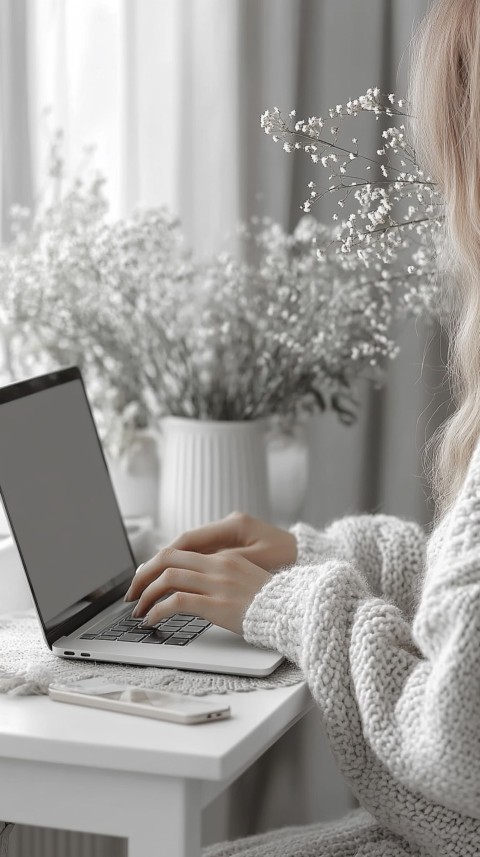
left=169, top=516, right=242, bottom=554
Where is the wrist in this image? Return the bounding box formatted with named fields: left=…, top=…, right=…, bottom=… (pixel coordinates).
left=289, top=522, right=339, bottom=566
left=284, top=529, right=298, bottom=566
left=243, top=563, right=315, bottom=662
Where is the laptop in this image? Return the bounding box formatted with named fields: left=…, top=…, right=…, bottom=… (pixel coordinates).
left=0, top=367, right=283, bottom=677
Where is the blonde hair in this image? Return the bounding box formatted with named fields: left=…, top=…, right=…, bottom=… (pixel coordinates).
left=410, top=0, right=480, bottom=517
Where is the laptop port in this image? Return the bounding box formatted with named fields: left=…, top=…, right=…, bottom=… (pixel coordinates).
left=80, top=652, right=91, bottom=657
left=63, top=650, right=74, bottom=655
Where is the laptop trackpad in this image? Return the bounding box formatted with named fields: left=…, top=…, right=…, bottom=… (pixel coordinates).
left=189, top=624, right=284, bottom=676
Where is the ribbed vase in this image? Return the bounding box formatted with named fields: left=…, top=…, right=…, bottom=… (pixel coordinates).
left=158, top=417, right=271, bottom=543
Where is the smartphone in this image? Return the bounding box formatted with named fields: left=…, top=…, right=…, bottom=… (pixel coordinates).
left=48, top=678, right=231, bottom=724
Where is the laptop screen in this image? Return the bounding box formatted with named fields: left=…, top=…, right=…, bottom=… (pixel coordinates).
left=0, top=371, right=135, bottom=635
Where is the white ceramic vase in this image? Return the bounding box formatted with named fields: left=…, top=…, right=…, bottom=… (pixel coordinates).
left=158, top=417, right=271, bottom=543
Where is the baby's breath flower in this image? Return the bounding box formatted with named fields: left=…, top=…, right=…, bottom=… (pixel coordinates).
left=261, top=87, right=443, bottom=330
left=1, top=95, right=444, bottom=449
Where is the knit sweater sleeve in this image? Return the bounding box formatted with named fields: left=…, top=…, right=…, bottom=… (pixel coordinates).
left=291, top=513, right=426, bottom=618
left=243, top=452, right=480, bottom=833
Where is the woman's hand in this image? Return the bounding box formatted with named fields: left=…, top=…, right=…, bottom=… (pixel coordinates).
left=123, top=548, right=272, bottom=635
left=167, top=512, right=297, bottom=572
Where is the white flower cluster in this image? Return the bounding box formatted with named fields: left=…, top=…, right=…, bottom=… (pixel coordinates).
left=261, top=88, right=444, bottom=321
left=140, top=214, right=405, bottom=427
left=0, top=160, right=192, bottom=456
left=0, top=109, right=441, bottom=453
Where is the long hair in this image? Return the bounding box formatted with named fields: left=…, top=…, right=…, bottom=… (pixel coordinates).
left=410, top=0, right=480, bottom=516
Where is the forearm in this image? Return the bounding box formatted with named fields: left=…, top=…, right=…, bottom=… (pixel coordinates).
left=243, top=559, right=426, bottom=826
left=243, top=557, right=480, bottom=840
left=291, top=514, right=426, bottom=618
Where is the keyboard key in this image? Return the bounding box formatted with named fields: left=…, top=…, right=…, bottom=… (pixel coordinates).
left=170, top=614, right=197, bottom=621
left=99, top=632, right=123, bottom=640
left=186, top=622, right=211, bottom=631
left=80, top=633, right=96, bottom=639
left=119, top=632, right=148, bottom=642
left=170, top=631, right=198, bottom=640
left=165, top=637, right=190, bottom=646
left=161, top=624, right=188, bottom=632
left=96, top=622, right=130, bottom=634
left=142, top=631, right=174, bottom=643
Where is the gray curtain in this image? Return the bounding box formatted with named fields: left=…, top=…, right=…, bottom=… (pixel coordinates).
left=1, top=0, right=452, bottom=852
left=233, top=0, right=446, bottom=529
left=202, top=0, right=452, bottom=846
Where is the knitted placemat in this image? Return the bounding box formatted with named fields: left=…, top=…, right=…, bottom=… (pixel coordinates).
left=0, top=611, right=303, bottom=696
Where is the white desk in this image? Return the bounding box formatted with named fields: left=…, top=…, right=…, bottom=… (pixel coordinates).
left=0, top=680, right=312, bottom=856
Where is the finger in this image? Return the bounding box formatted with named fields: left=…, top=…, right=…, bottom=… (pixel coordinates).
left=142, top=592, right=210, bottom=626
left=124, top=548, right=214, bottom=601
left=170, top=516, right=241, bottom=553
left=132, top=568, right=213, bottom=618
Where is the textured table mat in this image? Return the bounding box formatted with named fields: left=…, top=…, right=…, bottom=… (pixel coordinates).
left=0, top=611, right=303, bottom=696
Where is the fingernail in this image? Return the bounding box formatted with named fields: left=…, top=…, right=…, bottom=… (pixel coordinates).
left=123, top=590, right=131, bottom=601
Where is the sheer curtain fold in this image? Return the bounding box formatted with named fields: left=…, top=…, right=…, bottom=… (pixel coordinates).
left=0, top=0, right=32, bottom=240
left=178, top=0, right=242, bottom=258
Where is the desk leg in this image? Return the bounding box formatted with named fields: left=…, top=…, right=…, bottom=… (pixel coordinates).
left=0, top=823, right=13, bottom=857
left=127, top=778, right=202, bottom=857
left=0, top=758, right=204, bottom=857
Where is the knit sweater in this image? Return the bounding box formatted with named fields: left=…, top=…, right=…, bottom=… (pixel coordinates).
left=205, top=441, right=480, bottom=857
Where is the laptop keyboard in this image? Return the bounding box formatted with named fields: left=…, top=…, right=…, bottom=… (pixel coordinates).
left=79, top=612, right=212, bottom=647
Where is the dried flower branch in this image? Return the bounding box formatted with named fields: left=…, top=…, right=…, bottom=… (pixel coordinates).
left=0, top=100, right=441, bottom=456
left=261, top=87, right=444, bottom=321
left=138, top=214, right=406, bottom=428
